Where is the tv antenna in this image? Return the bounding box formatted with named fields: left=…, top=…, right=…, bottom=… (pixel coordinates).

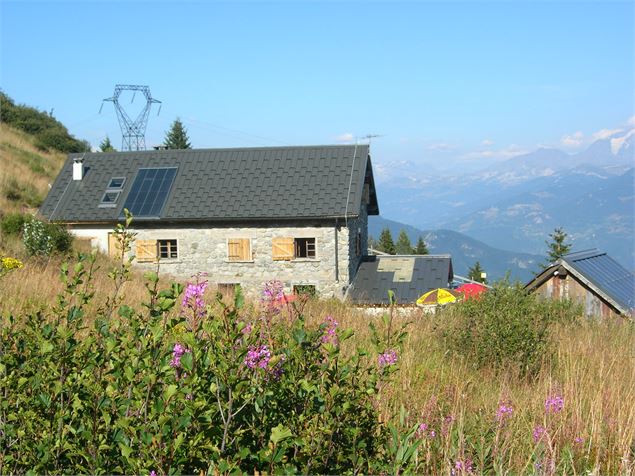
left=360, top=134, right=383, bottom=145
left=100, top=84, right=161, bottom=151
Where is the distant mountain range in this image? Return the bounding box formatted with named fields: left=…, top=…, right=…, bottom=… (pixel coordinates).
left=368, top=216, right=543, bottom=283
left=375, top=129, right=635, bottom=272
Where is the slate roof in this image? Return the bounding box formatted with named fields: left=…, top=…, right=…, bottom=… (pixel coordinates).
left=40, top=145, right=379, bottom=223
left=347, top=255, right=454, bottom=305
left=526, top=249, right=635, bottom=315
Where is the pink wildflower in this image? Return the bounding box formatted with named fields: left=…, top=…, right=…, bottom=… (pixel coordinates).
left=545, top=394, right=564, bottom=414
left=496, top=401, right=514, bottom=424
left=181, top=275, right=208, bottom=318
left=321, top=316, right=339, bottom=346
left=169, top=343, right=190, bottom=368
left=244, top=345, right=272, bottom=370
left=378, top=349, right=398, bottom=367
left=416, top=423, right=436, bottom=439
left=451, top=458, right=473, bottom=475
left=533, top=425, right=547, bottom=443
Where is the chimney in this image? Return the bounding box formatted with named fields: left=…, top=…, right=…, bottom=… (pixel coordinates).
left=73, top=157, right=84, bottom=181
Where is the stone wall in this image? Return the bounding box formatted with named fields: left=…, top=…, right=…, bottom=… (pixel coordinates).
left=70, top=220, right=357, bottom=298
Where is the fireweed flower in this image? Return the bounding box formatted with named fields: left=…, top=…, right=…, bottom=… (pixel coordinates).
left=261, top=280, right=285, bottom=314
left=378, top=349, right=398, bottom=367
left=181, top=275, right=208, bottom=318
left=170, top=343, right=190, bottom=368
left=442, top=415, right=455, bottom=436
left=149, top=471, right=157, bottom=476
left=244, top=345, right=272, bottom=370
left=533, top=425, right=547, bottom=443
left=416, top=423, right=436, bottom=439
left=574, top=436, right=584, bottom=446
left=451, top=459, right=474, bottom=475
left=321, top=316, right=338, bottom=346
left=496, top=401, right=514, bottom=424
left=545, top=394, right=564, bottom=414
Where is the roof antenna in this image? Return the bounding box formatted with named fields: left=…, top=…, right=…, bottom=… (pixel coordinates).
left=360, top=134, right=382, bottom=145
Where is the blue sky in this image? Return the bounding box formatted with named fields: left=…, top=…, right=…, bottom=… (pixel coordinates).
left=1, top=1, right=633, bottom=174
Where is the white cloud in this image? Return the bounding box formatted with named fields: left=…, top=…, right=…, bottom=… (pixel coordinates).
left=481, top=139, right=495, bottom=147
left=592, top=128, right=623, bottom=141
left=460, top=144, right=529, bottom=161
left=335, top=132, right=354, bottom=142
left=425, top=142, right=455, bottom=151
left=560, top=131, right=584, bottom=148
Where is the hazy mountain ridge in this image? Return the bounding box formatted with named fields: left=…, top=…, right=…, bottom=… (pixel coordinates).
left=375, top=129, right=635, bottom=271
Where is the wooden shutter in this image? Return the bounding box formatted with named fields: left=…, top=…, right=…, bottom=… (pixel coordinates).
left=108, top=233, right=121, bottom=258
left=136, top=240, right=158, bottom=263
left=228, top=238, right=251, bottom=261
left=272, top=237, right=294, bottom=261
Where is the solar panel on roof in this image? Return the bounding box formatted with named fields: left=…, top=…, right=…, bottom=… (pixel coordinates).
left=122, top=167, right=177, bottom=218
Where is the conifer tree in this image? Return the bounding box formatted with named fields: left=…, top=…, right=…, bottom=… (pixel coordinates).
left=377, top=227, right=396, bottom=255
left=414, top=236, right=429, bottom=255
left=99, top=136, right=116, bottom=152
left=543, top=227, right=572, bottom=268
left=467, top=261, right=487, bottom=284
left=395, top=229, right=413, bottom=254
left=163, top=118, right=192, bottom=149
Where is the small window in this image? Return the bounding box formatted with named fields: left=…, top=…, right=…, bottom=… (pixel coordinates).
left=294, top=238, right=316, bottom=259
left=293, top=284, right=317, bottom=298
left=218, top=283, right=239, bottom=294
left=108, top=177, right=126, bottom=190
left=158, top=239, right=178, bottom=259
left=227, top=238, right=252, bottom=262
left=99, top=191, right=121, bottom=207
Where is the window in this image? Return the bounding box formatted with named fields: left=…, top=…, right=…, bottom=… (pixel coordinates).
left=158, top=239, right=178, bottom=259
left=218, top=283, right=239, bottom=294
left=272, top=237, right=317, bottom=261
left=227, top=238, right=252, bottom=262
left=293, top=284, right=317, bottom=298
left=108, top=177, right=126, bottom=189
left=135, top=239, right=177, bottom=262
left=99, top=191, right=121, bottom=207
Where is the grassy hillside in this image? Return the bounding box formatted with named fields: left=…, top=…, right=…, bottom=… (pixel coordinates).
left=0, top=123, right=67, bottom=215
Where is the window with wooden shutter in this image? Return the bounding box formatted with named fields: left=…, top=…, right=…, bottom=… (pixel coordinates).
left=272, top=237, right=294, bottom=261
left=228, top=238, right=251, bottom=262
left=136, top=240, right=158, bottom=263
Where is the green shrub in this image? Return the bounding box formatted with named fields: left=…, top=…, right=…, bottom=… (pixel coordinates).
left=440, top=281, right=576, bottom=375
left=46, top=222, right=73, bottom=253
left=22, top=218, right=53, bottom=255
left=0, top=212, right=30, bottom=236
left=1, top=218, right=413, bottom=474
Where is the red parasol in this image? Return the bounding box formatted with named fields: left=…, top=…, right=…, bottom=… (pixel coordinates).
left=456, top=283, right=488, bottom=300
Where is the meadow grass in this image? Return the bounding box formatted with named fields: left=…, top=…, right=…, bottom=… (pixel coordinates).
left=1, top=247, right=634, bottom=474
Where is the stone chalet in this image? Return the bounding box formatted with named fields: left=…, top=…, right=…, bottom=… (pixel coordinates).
left=39, top=145, right=379, bottom=298
left=525, top=249, right=635, bottom=319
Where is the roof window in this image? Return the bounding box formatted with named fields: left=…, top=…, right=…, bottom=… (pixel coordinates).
left=99, top=191, right=121, bottom=208
left=108, top=177, right=126, bottom=190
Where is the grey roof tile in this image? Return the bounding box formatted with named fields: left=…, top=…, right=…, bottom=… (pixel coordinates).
left=40, top=145, right=379, bottom=223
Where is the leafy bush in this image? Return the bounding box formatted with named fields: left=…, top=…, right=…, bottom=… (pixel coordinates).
left=0, top=91, right=90, bottom=153
left=0, top=212, right=29, bottom=236
left=46, top=222, right=74, bottom=253
left=22, top=218, right=53, bottom=255
left=1, top=219, right=414, bottom=474
left=440, top=281, right=579, bottom=375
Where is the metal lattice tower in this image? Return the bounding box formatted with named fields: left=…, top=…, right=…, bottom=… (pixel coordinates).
left=100, top=85, right=161, bottom=151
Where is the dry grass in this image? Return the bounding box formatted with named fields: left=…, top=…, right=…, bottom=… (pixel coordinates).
left=0, top=124, right=66, bottom=214
left=1, top=250, right=634, bottom=474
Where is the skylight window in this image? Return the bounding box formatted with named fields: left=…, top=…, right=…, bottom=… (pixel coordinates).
left=108, top=177, right=126, bottom=189
left=99, top=191, right=121, bottom=208
left=121, top=167, right=178, bottom=218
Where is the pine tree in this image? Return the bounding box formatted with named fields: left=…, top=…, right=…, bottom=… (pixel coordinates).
left=543, top=227, right=572, bottom=268
left=377, top=227, right=396, bottom=255
left=163, top=118, right=192, bottom=149
left=395, top=229, right=413, bottom=254
left=99, top=136, right=116, bottom=152
left=467, top=261, right=487, bottom=284
left=368, top=235, right=377, bottom=251
left=414, top=236, right=429, bottom=255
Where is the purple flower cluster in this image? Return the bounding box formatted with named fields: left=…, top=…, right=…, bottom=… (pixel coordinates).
left=170, top=343, right=190, bottom=368
left=244, top=345, right=272, bottom=370
left=378, top=349, right=398, bottom=368
left=181, top=276, right=208, bottom=317
left=451, top=458, right=473, bottom=475
left=533, top=425, right=547, bottom=443
left=321, top=316, right=338, bottom=346
left=545, top=394, right=564, bottom=414
left=496, top=401, right=514, bottom=424
left=261, top=280, right=285, bottom=314
left=416, top=422, right=436, bottom=439
left=574, top=436, right=584, bottom=446
left=442, top=415, right=455, bottom=436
